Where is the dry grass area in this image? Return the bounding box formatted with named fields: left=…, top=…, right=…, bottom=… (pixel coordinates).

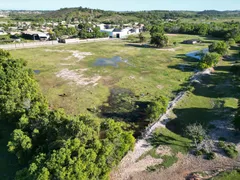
left=56, top=68, right=101, bottom=86
left=119, top=154, right=238, bottom=180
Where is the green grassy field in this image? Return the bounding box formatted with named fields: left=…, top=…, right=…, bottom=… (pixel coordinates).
left=10, top=34, right=208, bottom=115
left=166, top=43, right=240, bottom=136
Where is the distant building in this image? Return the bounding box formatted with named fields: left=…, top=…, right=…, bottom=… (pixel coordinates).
left=182, top=39, right=201, bottom=44
left=0, top=30, right=7, bottom=35
left=22, top=31, right=49, bottom=41
left=100, top=27, right=140, bottom=38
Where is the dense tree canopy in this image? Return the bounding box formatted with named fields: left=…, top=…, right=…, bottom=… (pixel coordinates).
left=0, top=49, right=135, bottom=180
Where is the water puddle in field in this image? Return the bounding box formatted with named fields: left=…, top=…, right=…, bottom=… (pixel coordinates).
left=94, top=56, right=131, bottom=67
left=34, top=70, right=41, bottom=74
left=186, top=48, right=209, bottom=60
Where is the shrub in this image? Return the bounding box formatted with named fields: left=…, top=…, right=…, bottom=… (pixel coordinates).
left=146, top=165, right=159, bottom=172
left=185, top=123, right=207, bottom=147
left=224, top=144, right=238, bottom=159
left=195, top=150, right=203, bottom=156
left=161, top=155, right=178, bottom=168
left=206, top=152, right=216, bottom=160
left=145, top=96, right=168, bottom=122
left=198, top=52, right=221, bottom=69
left=218, top=141, right=225, bottom=148
left=209, top=41, right=228, bottom=55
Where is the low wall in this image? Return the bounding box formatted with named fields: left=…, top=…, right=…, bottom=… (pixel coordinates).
left=0, top=37, right=111, bottom=50
left=0, top=41, right=58, bottom=49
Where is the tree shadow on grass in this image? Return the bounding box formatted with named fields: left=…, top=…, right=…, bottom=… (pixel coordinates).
left=175, top=54, right=199, bottom=63
left=125, top=43, right=154, bottom=49
left=168, top=64, right=196, bottom=72
left=0, top=121, right=22, bottom=180
left=149, top=134, right=189, bottom=148
left=96, top=88, right=154, bottom=137
left=166, top=107, right=235, bottom=136
left=191, top=71, right=240, bottom=99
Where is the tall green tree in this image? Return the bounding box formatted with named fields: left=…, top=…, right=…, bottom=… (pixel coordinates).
left=209, top=41, right=228, bottom=55
left=150, top=33, right=169, bottom=47
left=198, top=52, right=221, bottom=69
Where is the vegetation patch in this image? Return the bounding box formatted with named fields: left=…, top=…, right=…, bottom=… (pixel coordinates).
left=218, top=141, right=238, bottom=159
left=211, top=170, right=240, bottom=180
left=146, top=155, right=178, bottom=172
left=150, top=128, right=191, bottom=154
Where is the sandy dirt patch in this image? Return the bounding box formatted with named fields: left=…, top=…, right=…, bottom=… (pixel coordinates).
left=122, top=154, right=238, bottom=180
left=56, top=68, right=101, bottom=86
left=45, top=49, right=92, bottom=61
left=156, top=48, right=176, bottom=52
left=156, top=85, right=164, bottom=90
left=156, top=146, right=172, bottom=156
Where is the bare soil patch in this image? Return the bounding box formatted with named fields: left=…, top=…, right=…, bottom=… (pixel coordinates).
left=122, top=154, right=238, bottom=180
left=45, top=49, right=92, bottom=62
left=156, top=48, right=176, bottom=52
left=56, top=68, right=101, bottom=86
left=156, top=146, right=172, bottom=156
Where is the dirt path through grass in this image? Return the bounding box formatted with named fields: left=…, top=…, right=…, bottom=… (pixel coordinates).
left=111, top=69, right=214, bottom=180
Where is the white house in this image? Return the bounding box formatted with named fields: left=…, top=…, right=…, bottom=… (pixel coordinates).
left=0, top=30, right=7, bottom=35
left=97, top=24, right=106, bottom=30
left=22, top=31, right=49, bottom=41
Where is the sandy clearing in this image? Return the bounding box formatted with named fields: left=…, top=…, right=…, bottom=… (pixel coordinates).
left=124, top=154, right=238, bottom=180
left=156, top=48, right=176, bottom=52
left=45, top=49, right=92, bottom=61
left=56, top=68, right=101, bottom=86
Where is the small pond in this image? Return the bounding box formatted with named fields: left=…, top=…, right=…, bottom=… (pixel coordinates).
left=34, top=70, right=41, bottom=74
left=186, top=48, right=209, bottom=60
left=94, top=56, right=130, bottom=67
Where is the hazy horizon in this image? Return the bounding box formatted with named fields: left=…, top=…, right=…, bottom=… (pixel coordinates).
left=1, top=0, right=240, bottom=11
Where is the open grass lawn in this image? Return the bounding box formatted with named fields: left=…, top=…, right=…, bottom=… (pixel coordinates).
left=167, top=44, right=240, bottom=136
left=10, top=34, right=209, bottom=116
left=150, top=128, right=192, bottom=154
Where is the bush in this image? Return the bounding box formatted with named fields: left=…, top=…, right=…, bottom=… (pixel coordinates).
left=185, top=123, right=207, bottom=147
left=195, top=150, right=203, bottom=156
left=209, top=41, right=228, bottom=55
left=146, top=165, right=158, bottom=172
left=150, top=33, right=169, bottom=48
left=218, top=142, right=238, bottom=159
left=224, top=144, right=238, bottom=159
left=218, top=141, right=225, bottom=148
left=161, top=155, right=178, bottom=168
left=198, top=52, right=221, bottom=69
left=145, top=96, right=168, bottom=122
left=206, top=152, right=216, bottom=160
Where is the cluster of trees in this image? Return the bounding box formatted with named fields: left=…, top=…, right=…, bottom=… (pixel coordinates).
left=10, top=8, right=240, bottom=24
left=0, top=49, right=135, bottom=179
left=198, top=41, right=229, bottom=69
left=51, top=23, right=108, bottom=39
left=164, top=22, right=240, bottom=43
left=150, top=25, right=169, bottom=47
left=53, top=25, right=78, bottom=38
left=78, top=23, right=108, bottom=39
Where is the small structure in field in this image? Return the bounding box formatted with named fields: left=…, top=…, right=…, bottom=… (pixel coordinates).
left=183, top=39, right=201, bottom=44
left=22, top=31, right=49, bottom=41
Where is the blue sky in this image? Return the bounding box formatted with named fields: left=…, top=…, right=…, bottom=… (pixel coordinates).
left=2, top=0, right=240, bottom=11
